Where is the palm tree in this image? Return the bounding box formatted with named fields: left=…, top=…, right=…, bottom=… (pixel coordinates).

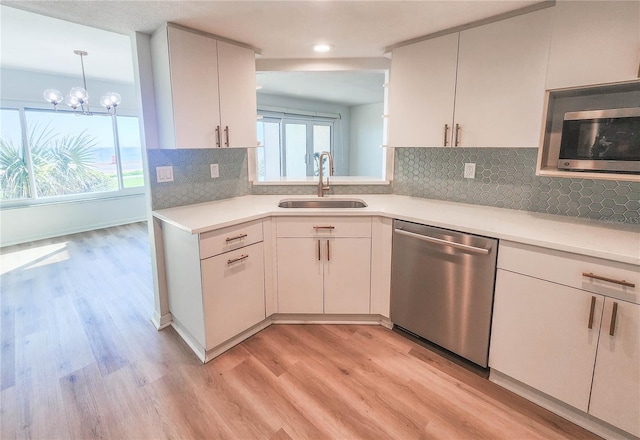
left=0, top=122, right=111, bottom=200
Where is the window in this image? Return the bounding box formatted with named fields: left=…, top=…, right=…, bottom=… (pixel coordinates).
left=256, top=115, right=334, bottom=181
left=0, top=108, right=144, bottom=202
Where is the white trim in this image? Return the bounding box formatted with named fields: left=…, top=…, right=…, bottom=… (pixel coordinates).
left=151, top=311, right=172, bottom=330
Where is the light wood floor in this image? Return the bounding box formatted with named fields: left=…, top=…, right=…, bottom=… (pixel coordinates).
left=0, top=223, right=600, bottom=439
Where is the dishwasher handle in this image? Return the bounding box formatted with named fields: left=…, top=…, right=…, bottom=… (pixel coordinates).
left=395, top=228, right=490, bottom=255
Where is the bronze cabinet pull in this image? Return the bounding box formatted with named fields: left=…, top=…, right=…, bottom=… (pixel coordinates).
left=582, top=272, right=635, bottom=288
left=454, top=123, right=461, bottom=146
left=225, top=233, right=248, bottom=242
left=327, top=240, right=330, bottom=261
left=317, top=240, right=321, bottom=261
left=227, top=254, right=248, bottom=265
left=215, top=126, right=221, bottom=148
left=224, top=126, right=230, bottom=147
left=609, top=302, right=618, bottom=336
left=443, top=124, right=449, bottom=146
left=588, top=296, right=596, bottom=329
left=313, top=226, right=335, bottom=230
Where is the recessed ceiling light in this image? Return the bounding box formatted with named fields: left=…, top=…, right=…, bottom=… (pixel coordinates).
left=312, top=43, right=333, bottom=53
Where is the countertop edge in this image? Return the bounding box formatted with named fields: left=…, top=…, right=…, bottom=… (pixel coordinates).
left=152, top=196, right=640, bottom=266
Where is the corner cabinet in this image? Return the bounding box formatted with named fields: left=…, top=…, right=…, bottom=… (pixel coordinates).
left=275, top=217, right=372, bottom=315
left=490, top=241, right=640, bottom=438
left=162, top=220, right=266, bottom=362
left=387, top=8, right=551, bottom=148
left=150, top=24, right=257, bottom=149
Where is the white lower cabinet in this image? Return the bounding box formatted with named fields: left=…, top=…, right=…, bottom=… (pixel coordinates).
left=276, top=217, right=372, bottom=314
left=162, top=220, right=266, bottom=362
left=589, top=298, right=640, bottom=438
left=490, top=241, right=640, bottom=437
left=201, top=242, right=266, bottom=350
left=276, top=238, right=323, bottom=313
left=490, top=269, right=602, bottom=412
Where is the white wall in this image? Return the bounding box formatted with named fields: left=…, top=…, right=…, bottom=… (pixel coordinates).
left=0, top=68, right=138, bottom=114
left=349, top=102, right=384, bottom=177
left=0, top=194, right=146, bottom=247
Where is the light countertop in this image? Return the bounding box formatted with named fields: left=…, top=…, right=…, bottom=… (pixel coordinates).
left=153, top=195, right=640, bottom=265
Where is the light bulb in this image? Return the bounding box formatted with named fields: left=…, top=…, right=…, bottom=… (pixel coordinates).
left=65, top=94, right=80, bottom=110
left=69, top=87, right=88, bottom=103
left=100, top=92, right=121, bottom=108
left=44, top=89, right=63, bottom=105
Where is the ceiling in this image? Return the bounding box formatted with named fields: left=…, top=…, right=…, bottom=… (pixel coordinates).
left=0, top=1, right=544, bottom=104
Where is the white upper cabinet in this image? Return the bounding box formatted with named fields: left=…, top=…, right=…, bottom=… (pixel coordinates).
left=388, top=8, right=552, bottom=148
left=546, top=1, right=640, bottom=90
left=216, top=40, right=259, bottom=148
left=454, top=9, right=551, bottom=147
left=151, top=25, right=257, bottom=149
left=387, top=33, right=458, bottom=148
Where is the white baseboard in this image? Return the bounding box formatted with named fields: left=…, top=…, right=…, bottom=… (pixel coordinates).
left=163, top=313, right=391, bottom=363
left=490, top=370, right=637, bottom=440
left=151, top=311, right=172, bottom=330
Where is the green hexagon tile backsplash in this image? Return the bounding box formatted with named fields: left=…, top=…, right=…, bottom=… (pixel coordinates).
left=148, top=147, right=639, bottom=225
left=393, top=148, right=639, bottom=225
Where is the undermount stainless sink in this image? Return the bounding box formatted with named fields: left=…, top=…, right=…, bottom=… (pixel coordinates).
left=278, top=198, right=368, bottom=209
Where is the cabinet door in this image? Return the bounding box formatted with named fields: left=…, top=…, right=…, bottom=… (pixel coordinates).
left=546, top=1, right=640, bottom=89
left=387, top=33, right=458, bottom=147
left=489, top=269, right=603, bottom=412
left=217, top=40, right=258, bottom=148
left=454, top=8, right=551, bottom=147
left=276, top=238, right=323, bottom=313
left=167, top=26, right=221, bottom=149
left=324, top=238, right=371, bottom=314
left=202, top=243, right=265, bottom=350
left=589, top=299, right=640, bottom=437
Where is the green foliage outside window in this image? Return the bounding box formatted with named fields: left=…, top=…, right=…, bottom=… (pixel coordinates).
left=0, top=123, right=111, bottom=200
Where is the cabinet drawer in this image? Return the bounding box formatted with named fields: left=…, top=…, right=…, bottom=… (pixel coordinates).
left=199, top=219, right=263, bottom=259
left=276, top=217, right=371, bottom=238
left=498, top=241, right=639, bottom=303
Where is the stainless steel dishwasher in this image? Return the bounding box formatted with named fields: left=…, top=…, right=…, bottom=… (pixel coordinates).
left=390, top=220, right=498, bottom=367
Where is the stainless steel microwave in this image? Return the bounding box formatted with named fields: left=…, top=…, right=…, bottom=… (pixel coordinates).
left=558, top=107, right=640, bottom=174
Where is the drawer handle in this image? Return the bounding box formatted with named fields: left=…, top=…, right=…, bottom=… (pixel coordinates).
left=582, top=272, right=635, bottom=288
left=313, top=226, right=335, bottom=230
left=609, top=302, right=618, bottom=336
left=587, top=296, right=596, bottom=329
left=225, top=233, right=248, bottom=243
left=227, top=254, right=249, bottom=265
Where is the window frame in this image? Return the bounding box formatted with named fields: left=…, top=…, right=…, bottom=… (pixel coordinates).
left=0, top=101, right=145, bottom=209
left=256, top=111, right=336, bottom=182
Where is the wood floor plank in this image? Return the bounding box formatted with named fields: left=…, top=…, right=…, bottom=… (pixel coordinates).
left=223, top=356, right=329, bottom=439
left=15, top=330, right=69, bottom=439
left=51, top=294, right=95, bottom=378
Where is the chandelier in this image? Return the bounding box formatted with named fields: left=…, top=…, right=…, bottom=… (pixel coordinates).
left=43, top=50, right=121, bottom=115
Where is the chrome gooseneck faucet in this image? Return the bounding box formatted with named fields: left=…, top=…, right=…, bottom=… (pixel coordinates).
left=317, top=151, right=334, bottom=197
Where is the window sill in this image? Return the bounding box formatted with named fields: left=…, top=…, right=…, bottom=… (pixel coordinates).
left=252, top=176, right=391, bottom=186
left=0, top=188, right=146, bottom=210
